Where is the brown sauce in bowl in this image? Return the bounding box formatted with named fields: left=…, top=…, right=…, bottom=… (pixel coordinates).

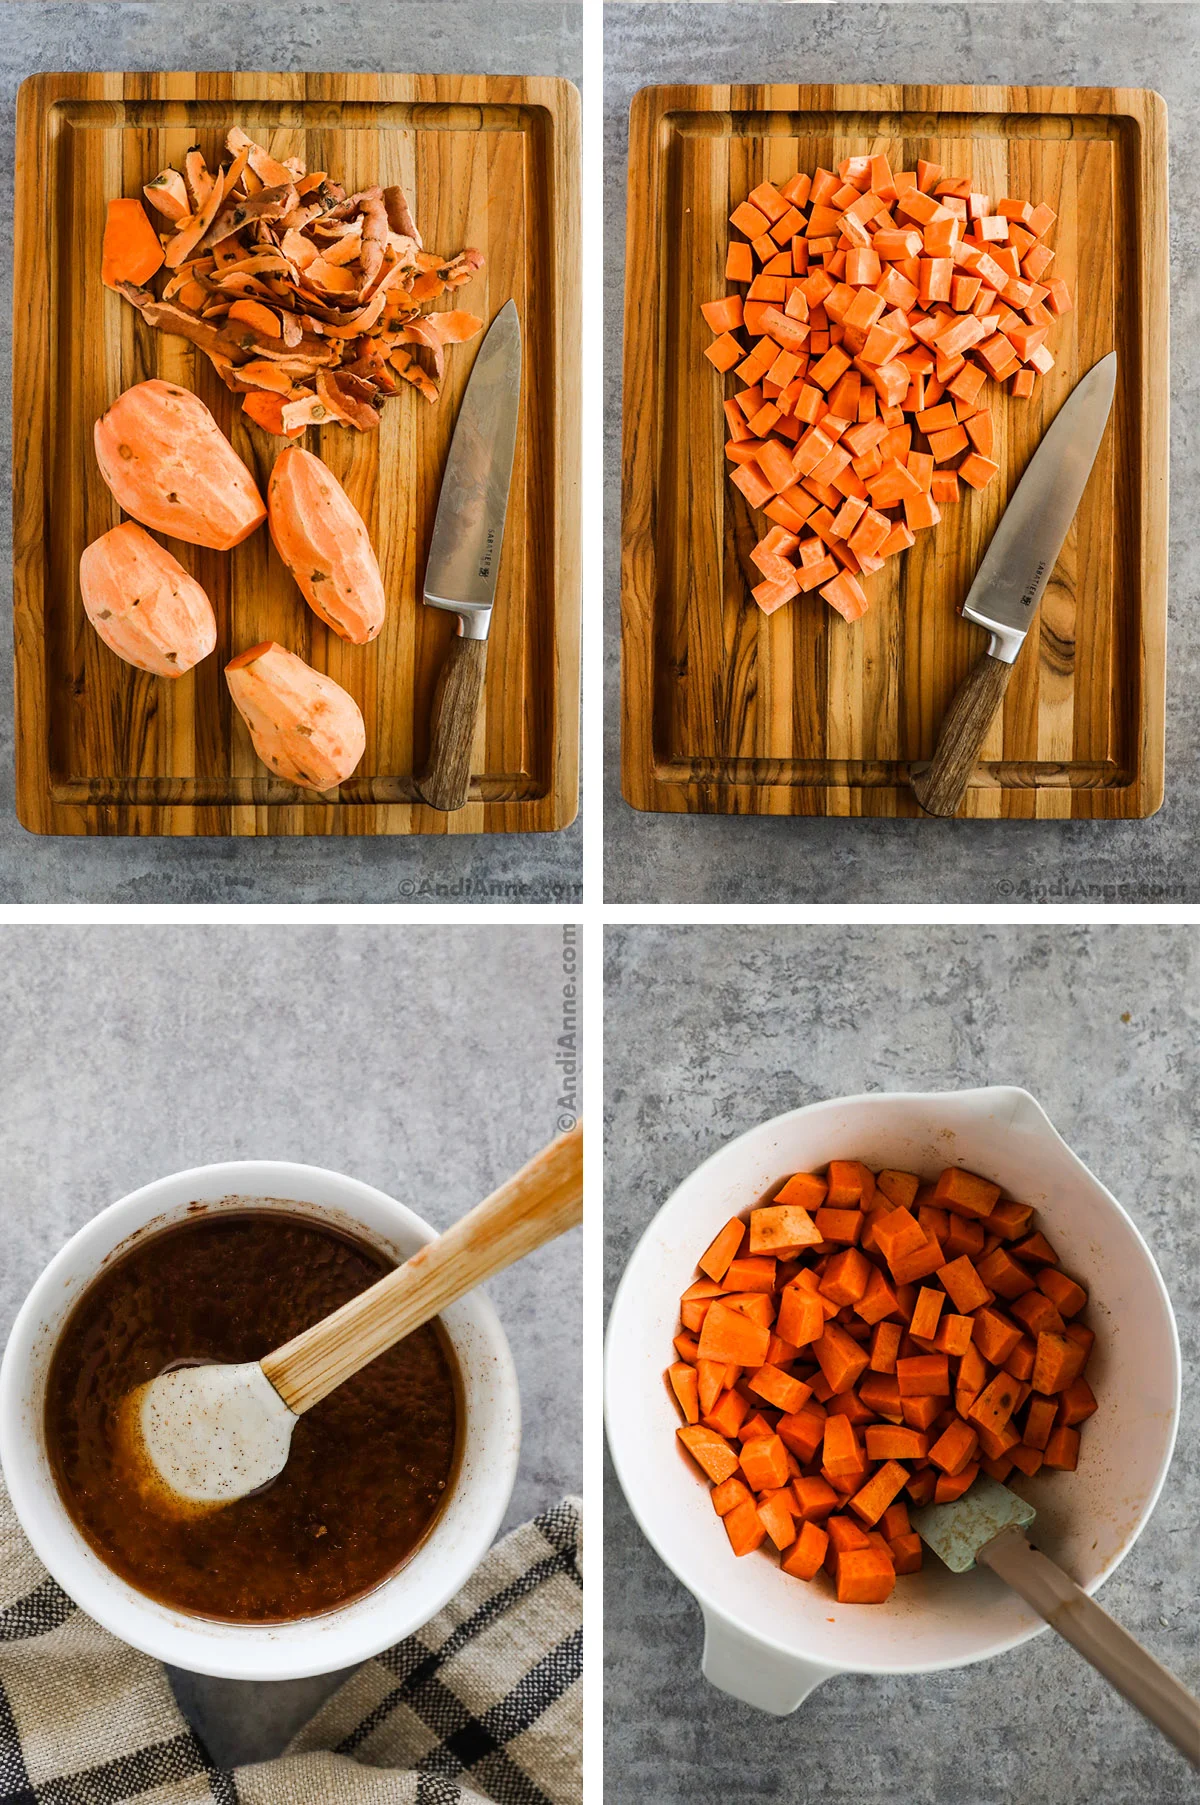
left=44, top=1209, right=461, bottom=1622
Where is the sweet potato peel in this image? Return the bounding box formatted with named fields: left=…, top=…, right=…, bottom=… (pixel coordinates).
left=108, top=131, right=486, bottom=435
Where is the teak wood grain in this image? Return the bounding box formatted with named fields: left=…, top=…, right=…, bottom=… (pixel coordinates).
left=621, top=84, right=1168, bottom=820
left=14, top=71, right=580, bottom=836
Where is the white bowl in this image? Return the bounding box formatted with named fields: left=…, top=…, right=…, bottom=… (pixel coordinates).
left=0, top=1160, right=520, bottom=1681
left=605, top=1087, right=1180, bottom=1714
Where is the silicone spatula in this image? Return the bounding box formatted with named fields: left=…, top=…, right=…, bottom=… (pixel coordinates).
left=912, top=1476, right=1199, bottom=1767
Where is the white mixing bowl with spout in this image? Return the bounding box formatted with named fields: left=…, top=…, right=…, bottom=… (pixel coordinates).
left=605, top=1087, right=1179, bottom=1713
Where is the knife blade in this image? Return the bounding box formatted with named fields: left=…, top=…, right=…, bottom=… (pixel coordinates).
left=911, top=350, right=1117, bottom=819
left=415, top=298, right=522, bottom=811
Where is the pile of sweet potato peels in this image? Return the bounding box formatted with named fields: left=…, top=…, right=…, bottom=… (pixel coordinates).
left=102, top=127, right=485, bottom=436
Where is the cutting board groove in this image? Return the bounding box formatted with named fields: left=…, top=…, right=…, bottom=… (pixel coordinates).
left=14, top=72, right=580, bottom=836
left=621, top=83, right=1168, bottom=819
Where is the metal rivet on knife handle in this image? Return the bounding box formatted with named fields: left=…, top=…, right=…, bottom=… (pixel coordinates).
left=911, top=654, right=1014, bottom=817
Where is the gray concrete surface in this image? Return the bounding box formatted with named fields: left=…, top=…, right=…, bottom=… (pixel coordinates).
left=604, top=923, right=1199, bottom=1804
left=0, top=923, right=581, bottom=1766
left=0, top=2, right=581, bottom=903
left=604, top=3, right=1200, bottom=902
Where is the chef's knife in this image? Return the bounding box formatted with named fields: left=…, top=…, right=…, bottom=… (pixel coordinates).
left=415, top=298, right=521, bottom=811
left=911, top=350, right=1117, bottom=818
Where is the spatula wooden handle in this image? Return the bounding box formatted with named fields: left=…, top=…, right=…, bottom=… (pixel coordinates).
left=262, top=1122, right=583, bottom=1415
left=980, top=1528, right=1200, bottom=1767
left=415, top=630, right=487, bottom=811
left=911, top=651, right=1013, bottom=818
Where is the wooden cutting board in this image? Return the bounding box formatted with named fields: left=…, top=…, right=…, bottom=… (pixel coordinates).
left=13, top=72, right=580, bottom=836
left=621, top=84, right=1168, bottom=819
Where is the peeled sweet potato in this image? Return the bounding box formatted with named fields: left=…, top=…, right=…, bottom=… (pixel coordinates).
left=225, top=641, right=365, bottom=790
left=79, top=522, right=216, bottom=677
left=94, top=379, right=267, bottom=550
left=266, top=446, right=386, bottom=643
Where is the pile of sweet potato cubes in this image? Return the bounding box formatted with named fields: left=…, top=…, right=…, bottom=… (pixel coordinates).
left=668, top=1159, right=1098, bottom=1604
left=700, top=156, right=1074, bottom=621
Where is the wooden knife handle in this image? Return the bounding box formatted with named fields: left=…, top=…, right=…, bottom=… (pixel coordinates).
left=911, top=650, right=1013, bottom=818
left=262, top=1122, right=583, bottom=1416
left=980, top=1529, right=1200, bottom=1768
left=416, top=630, right=487, bottom=811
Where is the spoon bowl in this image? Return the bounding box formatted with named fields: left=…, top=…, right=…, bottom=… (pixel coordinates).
left=123, top=1362, right=297, bottom=1510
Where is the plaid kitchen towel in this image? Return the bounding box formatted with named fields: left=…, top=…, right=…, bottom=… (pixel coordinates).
left=0, top=1478, right=581, bottom=1805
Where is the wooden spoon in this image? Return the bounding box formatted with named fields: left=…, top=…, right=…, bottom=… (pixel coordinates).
left=121, top=1123, right=582, bottom=1511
